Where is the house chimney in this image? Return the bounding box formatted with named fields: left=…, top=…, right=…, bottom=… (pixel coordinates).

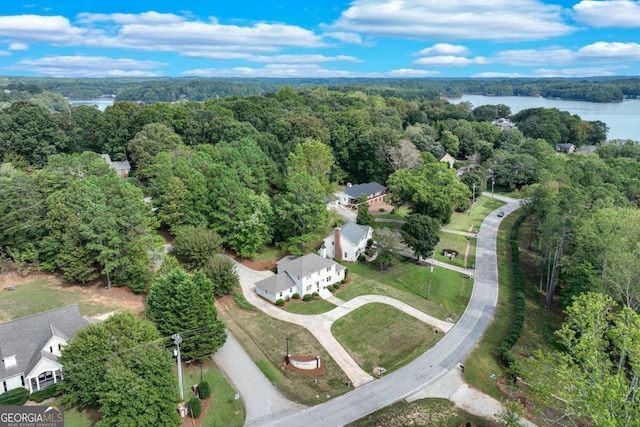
left=334, top=227, right=342, bottom=261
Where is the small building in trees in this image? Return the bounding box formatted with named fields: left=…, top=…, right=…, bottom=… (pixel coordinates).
left=335, top=182, right=386, bottom=207
left=438, top=153, right=456, bottom=168
left=555, top=143, right=576, bottom=153
left=101, top=154, right=131, bottom=177
left=0, top=304, right=89, bottom=395
left=255, top=253, right=346, bottom=303
left=318, top=221, right=372, bottom=262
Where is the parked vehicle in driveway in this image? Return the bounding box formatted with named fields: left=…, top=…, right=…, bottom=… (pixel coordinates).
left=497, top=211, right=505, bottom=217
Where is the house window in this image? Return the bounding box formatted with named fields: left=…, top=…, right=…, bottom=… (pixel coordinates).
left=2, top=381, right=6, bottom=392
left=326, top=267, right=331, bottom=272
left=21, top=376, right=24, bottom=387
left=316, top=281, right=319, bottom=287
left=306, top=285, right=312, bottom=291
left=279, top=292, right=283, bottom=297
left=344, top=252, right=348, bottom=258
left=58, top=344, right=62, bottom=351
left=326, top=276, right=332, bottom=282
left=289, top=288, right=293, bottom=293
left=49, top=346, right=53, bottom=353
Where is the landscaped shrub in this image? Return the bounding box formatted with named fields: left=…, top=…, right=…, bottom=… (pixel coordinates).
left=312, top=291, right=319, bottom=297
left=0, top=387, right=29, bottom=405
left=292, top=293, right=300, bottom=299
left=275, top=298, right=285, bottom=306
left=344, top=269, right=349, bottom=279
left=357, top=255, right=366, bottom=263
left=198, top=381, right=211, bottom=400
left=29, top=384, right=61, bottom=402
left=188, top=397, right=202, bottom=418
left=302, top=294, right=313, bottom=302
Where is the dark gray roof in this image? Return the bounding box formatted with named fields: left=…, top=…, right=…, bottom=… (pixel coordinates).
left=0, top=304, right=89, bottom=381
left=277, top=253, right=338, bottom=278
left=255, top=274, right=296, bottom=294
left=341, top=182, right=386, bottom=200
left=340, top=222, right=372, bottom=245
left=100, top=154, right=131, bottom=171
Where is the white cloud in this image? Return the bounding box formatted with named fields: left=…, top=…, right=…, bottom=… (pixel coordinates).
left=0, top=15, right=86, bottom=43
left=413, top=55, right=476, bottom=66
left=8, top=42, right=28, bottom=50
left=578, top=42, right=640, bottom=61
left=387, top=68, right=440, bottom=77
left=76, top=11, right=185, bottom=25
left=8, top=55, right=165, bottom=77
left=0, top=50, right=10, bottom=56
left=416, top=43, right=469, bottom=57
left=472, top=72, right=526, bottom=78
left=332, top=0, right=573, bottom=41
left=491, top=47, right=575, bottom=66
left=184, top=64, right=366, bottom=78
left=530, top=67, right=619, bottom=77
left=182, top=51, right=361, bottom=63
left=323, top=31, right=362, bottom=44
left=573, top=1, right=640, bottom=27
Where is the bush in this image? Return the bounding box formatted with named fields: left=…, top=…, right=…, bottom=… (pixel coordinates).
left=0, top=387, right=29, bottom=405
left=344, top=269, right=349, bottom=280
left=357, top=255, right=366, bottom=263
left=188, top=397, right=202, bottom=419
left=29, top=384, right=61, bottom=402
left=312, top=291, right=319, bottom=297
left=198, top=381, right=211, bottom=400
left=302, top=294, right=313, bottom=302
left=275, top=298, right=285, bottom=306
left=292, top=293, right=300, bottom=299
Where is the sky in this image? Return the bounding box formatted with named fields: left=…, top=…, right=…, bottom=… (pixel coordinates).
left=0, top=0, right=639, bottom=78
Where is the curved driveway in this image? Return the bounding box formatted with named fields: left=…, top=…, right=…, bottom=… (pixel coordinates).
left=247, top=195, right=521, bottom=427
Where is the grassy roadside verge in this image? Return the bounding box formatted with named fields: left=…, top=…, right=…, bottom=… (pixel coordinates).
left=462, top=209, right=519, bottom=400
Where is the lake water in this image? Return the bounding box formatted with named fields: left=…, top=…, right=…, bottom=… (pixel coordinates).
left=448, top=94, right=640, bottom=142
left=67, top=98, right=115, bottom=111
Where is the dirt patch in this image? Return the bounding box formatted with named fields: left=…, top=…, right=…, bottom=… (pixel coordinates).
left=369, top=200, right=395, bottom=215
left=0, top=271, right=61, bottom=288
left=226, top=251, right=277, bottom=271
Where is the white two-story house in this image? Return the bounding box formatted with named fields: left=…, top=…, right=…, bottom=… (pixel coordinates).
left=0, top=304, right=89, bottom=395
left=319, top=222, right=373, bottom=262
left=255, top=253, right=346, bottom=303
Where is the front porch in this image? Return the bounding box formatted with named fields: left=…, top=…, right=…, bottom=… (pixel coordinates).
left=29, top=370, right=62, bottom=393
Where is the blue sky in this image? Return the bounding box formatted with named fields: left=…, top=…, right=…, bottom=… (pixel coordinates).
left=0, top=0, right=639, bottom=78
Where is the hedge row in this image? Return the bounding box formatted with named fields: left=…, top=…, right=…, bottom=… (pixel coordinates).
left=0, top=387, right=29, bottom=405
left=499, top=214, right=527, bottom=367
left=29, top=383, right=62, bottom=402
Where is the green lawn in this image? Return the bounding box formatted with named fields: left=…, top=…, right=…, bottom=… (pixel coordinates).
left=220, top=297, right=350, bottom=404
left=0, top=278, right=123, bottom=322
left=374, top=205, right=410, bottom=220
left=332, top=303, right=442, bottom=375
left=181, top=360, right=245, bottom=427
left=434, top=232, right=476, bottom=269
left=446, top=195, right=506, bottom=232
left=348, top=398, right=491, bottom=427
left=283, top=299, right=336, bottom=315
left=337, top=260, right=473, bottom=321
left=250, top=247, right=285, bottom=262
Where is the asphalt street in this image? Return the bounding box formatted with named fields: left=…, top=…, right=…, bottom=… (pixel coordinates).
left=247, top=196, right=522, bottom=427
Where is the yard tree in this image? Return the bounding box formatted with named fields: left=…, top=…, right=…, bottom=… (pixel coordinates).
left=200, top=254, right=240, bottom=297
left=96, top=344, right=181, bottom=427
left=400, top=214, right=441, bottom=261
left=228, top=192, right=274, bottom=258
left=146, top=268, right=227, bottom=360
left=59, top=312, right=171, bottom=409
left=172, top=225, right=223, bottom=269
left=373, top=228, right=404, bottom=270
left=356, top=194, right=373, bottom=226
left=387, top=155, right=471, bottom=224
left=127, top=122, right=183, bottom=175
left=517, top=292, right=640, bottom=426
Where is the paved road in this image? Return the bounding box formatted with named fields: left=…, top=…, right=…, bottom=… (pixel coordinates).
left=213, top=333, right=305, bottom=424
left=248, top=197, right=522, bottom=427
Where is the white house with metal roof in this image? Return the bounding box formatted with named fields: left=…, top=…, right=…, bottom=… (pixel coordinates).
left=255, top=253, right=346, bottom=303
left=335, top=182, right=386, bottom=207
left=0, top=304, right=89, bottom=395
left=319, top=222, right=373, bottom=262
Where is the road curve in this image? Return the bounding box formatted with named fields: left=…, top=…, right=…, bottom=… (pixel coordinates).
left=248, top=197, right=521, bottom=427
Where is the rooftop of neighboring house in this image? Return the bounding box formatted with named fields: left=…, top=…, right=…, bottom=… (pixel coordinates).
left=340, top=182, right=386, bottom=200
left=335, top=222, right=372, bottom=245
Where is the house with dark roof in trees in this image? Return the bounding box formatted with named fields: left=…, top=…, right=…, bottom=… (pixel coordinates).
left=0, top=304, right=89, bottom=395
left=101, top=154, right=131, bottom=177
left=335, top=182, right=386, bottom=207
left=318, top=221, right=373, bottom=262
left=255, top=253, right=346, bottom=303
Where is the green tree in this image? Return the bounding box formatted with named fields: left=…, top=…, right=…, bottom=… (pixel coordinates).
left=172, top=225, right=223, bottom=269
left=400, top=214, right=441, bottom=261
left=127, top=122, right=183, bottom=175
left=59, top=313, right=172, bottom=410
left=356, top=194, right=373, bottom=226
left=200, top=254, right=240, bottom=297
left=373, top=228, right=403, bottom=270
left=518, top=292, right=640, bottom=426
left=146, top=268, right=227, bottom=360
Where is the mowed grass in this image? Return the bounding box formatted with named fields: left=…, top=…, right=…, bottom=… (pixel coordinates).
left=375, top=205, right=410, bottom=220
left=434, top=232, right=477, bottom=269
left=462, top=210, right=519, bottom=400
left=446, top=196, right=506, bottom=232
left=0, top=278, right=123, bottom=322
left=218, top=297, right=350, bottom=404
left=283, top=299, right=336, bottom=315
left=337, top=260, right=473, bottom=322
left=332, top=303, right=442, bottom=374
left=44, top=399, right=96, bottom=427
left=181, top=360, right=245, bottom=427
left=348, top=398, right=492, bottom=427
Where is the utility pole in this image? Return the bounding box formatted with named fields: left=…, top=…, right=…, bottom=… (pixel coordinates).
left=285, top=337, right=290, bottom=363
left=491, top=178, right=495, bottom=200
left=427, top=250, right=435, bottom=300
left=172, top=333, right=184, bottom=401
